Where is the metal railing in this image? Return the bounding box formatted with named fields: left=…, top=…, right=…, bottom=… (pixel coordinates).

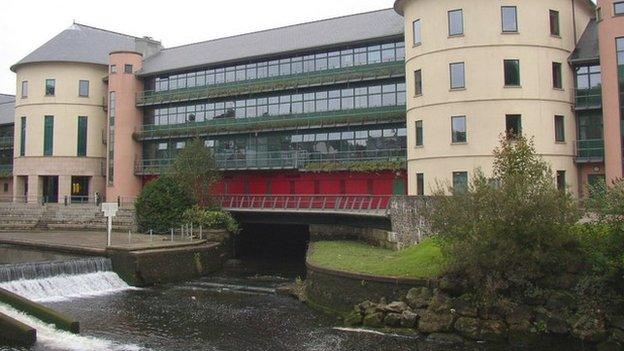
left=575, top=139, right=604, bottom=162
left=136, top=61, right=405, bottom=106
left=574, top=88, right=602, bottom=110
left=216, top=194, right=392, bottom=214
left=135, top=148, right=406, bottom=175
left=134, top=105, right=406, bottom=141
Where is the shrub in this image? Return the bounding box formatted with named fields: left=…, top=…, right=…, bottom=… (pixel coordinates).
left=135, top=176, right=194, bottom=233
left=181, top=206, right=239, bottom=233
left=426, top=135, right=581, bottom=302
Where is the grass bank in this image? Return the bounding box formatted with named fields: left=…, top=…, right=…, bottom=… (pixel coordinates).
left=307, top=239, right=444, bottom=279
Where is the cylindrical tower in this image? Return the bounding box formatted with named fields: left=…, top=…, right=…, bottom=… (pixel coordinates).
left=597, top=0, right=624, bottom=183
left=394, top=0, right=595, bottom=196
left=12, top=62, right=108, bottom=203
left=106, top=51, right=144, bottom=202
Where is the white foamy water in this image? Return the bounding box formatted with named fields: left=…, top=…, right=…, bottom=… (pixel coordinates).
left=0, top=302, right=143, bottom=351
left=0, top=271, right=134, bottom=302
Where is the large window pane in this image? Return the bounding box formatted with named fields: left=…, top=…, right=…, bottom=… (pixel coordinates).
left=448, top=10, right=464, bottom=36
left=414, top=70, right=423, bottom=95
left=502, top=6, right=518, bottom=32
left=413, top=19, right=422, bottom=45
left=504, top=60, right=521, bottom=86
left=451, top=116, right=467, bottom=143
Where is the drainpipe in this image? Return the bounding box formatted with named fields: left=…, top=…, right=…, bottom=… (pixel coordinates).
left=572, top=0, right=578, bottom=45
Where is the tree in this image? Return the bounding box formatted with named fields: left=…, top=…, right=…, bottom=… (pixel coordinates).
left=135, top=176, right=194, bottom=232
left=426, top=135, right=580, bottom=300
left=170, top=138, right=221, bottom=207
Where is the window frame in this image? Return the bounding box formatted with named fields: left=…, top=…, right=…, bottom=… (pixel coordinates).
left=43, top=115, right=54, bottom=156
left=110, top=65, right=117, bottom=74
left=414, top=69, right=423, bottom=96
left=503, top=59, right=521, bottom=86
left=124, top=64, right=133, bottom=74
left=77, top=116, right=88, bottom=156
left=556, top=170, right=566, bottom=191
left=501, top=6, right=518, bottom=33
left=416, top=173, right=424, bottom=196
left=448, top=9, right=464, bottom=37
left=21, top=81, right=28, bottom=99
left=505, top=114, right=522, bottom=138
left=449, top=62, right=465, bottom=90
left=45, top=79, right=55, bottom=96
left=614, top=1, right=624, bottom=15
left=554, top=115, right=565, bottom=142
left=552, top=62, right=563, bottom=89
left=452, top=171, right=468, bottom=194
left=549, top=10, right=560, bottom=36
left=78, top=80, right=89, bottom=97
left=415, top=120, right=423, bottom=147
left=412, top=19, right=422, bottom=46
left=19, top=117, right=26, bottom=157
left=451, top=115, right=467, bottom=143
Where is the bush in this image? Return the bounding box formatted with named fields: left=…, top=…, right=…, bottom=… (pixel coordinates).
left=426, top=135, right=581, bottom=302
left=181, top=206, right=239, bottom=233
left=135, top=176, right=194, bottom=233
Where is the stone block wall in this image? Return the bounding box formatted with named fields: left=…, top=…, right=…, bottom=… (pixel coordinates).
left=388, top=196, right=435, bottom=248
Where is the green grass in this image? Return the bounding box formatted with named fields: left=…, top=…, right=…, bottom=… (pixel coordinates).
left=307, top=239, right=444, bottom=279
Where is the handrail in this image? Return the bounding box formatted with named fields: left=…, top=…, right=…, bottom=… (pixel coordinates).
left=575, top=139, right=604, bottom=159
left=134, top=105, right=406, bottom=140
left=136, top=61, right=405, bottom=106
left=215, top=194, right=392, bottom=214
left=135, top=148, right=406, bottom=174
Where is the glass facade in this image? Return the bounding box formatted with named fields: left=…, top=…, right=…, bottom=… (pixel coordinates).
left=144, top=81, right=406, bottom=127
left=143, top=125, right=406, bottom=161
left=147, top=41, right=405, bottom=93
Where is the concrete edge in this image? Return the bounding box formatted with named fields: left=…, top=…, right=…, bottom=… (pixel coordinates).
left=0, top=239, right=104, bottom=256
left=106, top=240, right=211, bottom=252
left=0, top=287, right=79, bottom=333
left=0, top=311, right=37, bottom=347
left=305, top=261, right=431, bottom=286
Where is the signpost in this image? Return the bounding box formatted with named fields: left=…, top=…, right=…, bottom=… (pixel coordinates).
left=101, top=202, right=119, bottom=246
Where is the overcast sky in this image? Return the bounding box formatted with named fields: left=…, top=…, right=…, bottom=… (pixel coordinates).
left=0, top=0, right=392, bottom=94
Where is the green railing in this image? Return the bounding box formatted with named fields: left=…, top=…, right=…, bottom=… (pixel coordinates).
left=0, top=164, right=12, bottom=176
left=574, top=88, right=602, bottom=110
left=136, top=61, right=405, bottom=106
left=0, top=136, right=13, bottom=149
left=134, top=105, right=406, bottom=141
left=135, top=148, right=406, bottom=175
left=576, top=139, right=604, bottom=161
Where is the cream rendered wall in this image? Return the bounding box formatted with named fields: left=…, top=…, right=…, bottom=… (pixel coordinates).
left=401, top=0, right=594, bottom=196
left=12, top=62, right=108, bottom=202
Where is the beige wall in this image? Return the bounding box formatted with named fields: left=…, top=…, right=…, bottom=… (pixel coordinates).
left=13, top=62, right=108, bottom=202
left=400, top=0, right=594, bottom=196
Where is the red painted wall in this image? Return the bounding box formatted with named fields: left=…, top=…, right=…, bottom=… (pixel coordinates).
left=143, top=170, right=406, bottom=196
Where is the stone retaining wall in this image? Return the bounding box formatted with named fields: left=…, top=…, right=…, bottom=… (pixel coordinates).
left=388, top=196, right=435, bottom=248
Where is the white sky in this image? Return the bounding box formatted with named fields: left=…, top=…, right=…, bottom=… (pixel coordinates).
left=0, top=0, right=392, bottom=95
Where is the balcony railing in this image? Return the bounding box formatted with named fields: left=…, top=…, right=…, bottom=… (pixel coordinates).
left=136, top=61, right=405, bottom=106
left=135, top=148, right=406, bottom=175
left=134, top=105, right=406, bottom=141
left=574, top=88, right=602, bottom=110
left=575, top=139, right=604, bottom=163
left=0, top=164, right=12, bottom=176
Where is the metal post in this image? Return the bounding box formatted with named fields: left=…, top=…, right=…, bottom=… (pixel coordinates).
left=199, top=225, right=203, bottom=240
left=149, top=229, right=153, bottom=242
left=190, top=223, right=194, bottom=241
left=128, top=230, right=131, bottom=244
left=181, top=225, right=184, bottom=239
left=171, top=228, right=174, bottom=242
left=107, top=216, right=112, bottom=246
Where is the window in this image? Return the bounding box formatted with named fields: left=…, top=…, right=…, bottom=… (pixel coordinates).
left=124, top=64, right=133, bottom=74
left=615, top=2, right=624, bottom=15
left=501, top=6, right=518, bottom=33
left=45, top=79, right=55, bottom=96
left=110, top=65, right=117, bottom=74
left=20, top=117, right=26, bottom=157
left=79, top=80, right=89, bottom=97
left=549, top=10, right=560, bottom=36
left=450, top=62, right=465, bottom=89
left=77, top=116, right=87, bottom=156
left=415, top=120, right=423, bottom=147
left=158, top=142, right=168, bottom=150
left=506, top=114, right=522, bottom=138
left=413, top=19, right=422, bottom=45
left=43, top=116, right=54, bottom=156
left=416, top=173, right=424, bottom=196
left=176, top=141, right=185, bottom=149
left=414, top=70, right=422, bottom=96
left=451, top=116, right=467, bottom=143
left=21, top=81, right=28, bottom=98
left=552, top=62, right=563, bottom=89
left=448, top=9, right=464, bottom=36
left=504, top=60, right=521, bottom=86
left=452, top=171, right=468, bottom=194
left=556, top=170, right=566, bottom=191
left=554, top=115, right=565, bottom=142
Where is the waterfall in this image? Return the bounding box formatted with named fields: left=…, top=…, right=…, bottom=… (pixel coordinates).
left=0, top=302, right=142, bottom=351
left=0, top=257, right=133, bottom=302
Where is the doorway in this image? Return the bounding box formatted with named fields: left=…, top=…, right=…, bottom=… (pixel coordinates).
left=71, top=176, right=90, bottom=203
left=41, top=176, right=58, bottom=203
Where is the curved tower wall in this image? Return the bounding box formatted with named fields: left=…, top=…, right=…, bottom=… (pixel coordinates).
left=398, top=0, right=594, bottom=195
